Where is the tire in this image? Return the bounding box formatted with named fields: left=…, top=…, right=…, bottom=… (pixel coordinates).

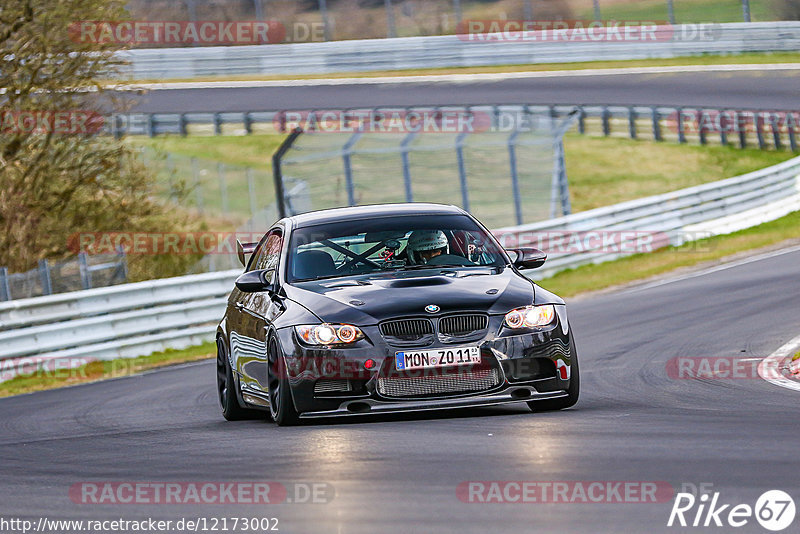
left=267, top=336, right=300, bottom=426
left=216, top=337, right=251, bottom=421
left=528, top=332, right=580, bottom=412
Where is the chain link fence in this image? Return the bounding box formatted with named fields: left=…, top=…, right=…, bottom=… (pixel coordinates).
left=274, top=106, right=577, bottom=229
left=0, top=252, right=127, bottom=302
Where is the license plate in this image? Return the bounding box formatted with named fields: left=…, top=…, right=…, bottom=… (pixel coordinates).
left=395, top=346, right=480, bottom=371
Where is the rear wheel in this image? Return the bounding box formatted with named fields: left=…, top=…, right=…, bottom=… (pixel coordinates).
left=267, top=337, right=300, bottom=426
left=528, top=333, right=580, bottom=412
left=216, top=337, right=251, bottom=421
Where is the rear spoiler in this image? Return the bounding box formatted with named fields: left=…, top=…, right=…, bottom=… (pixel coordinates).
left=236, top=240, right=259, bottom=267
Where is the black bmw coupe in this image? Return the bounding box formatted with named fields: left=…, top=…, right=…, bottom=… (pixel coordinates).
left=217, top=203, right=579, bottom=425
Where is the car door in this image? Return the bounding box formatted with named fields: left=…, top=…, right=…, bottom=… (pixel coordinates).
left=232, top=228, right=285, bottom=394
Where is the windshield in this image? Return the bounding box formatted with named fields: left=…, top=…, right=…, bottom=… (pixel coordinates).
left=287, top=214, right=507, bottom=282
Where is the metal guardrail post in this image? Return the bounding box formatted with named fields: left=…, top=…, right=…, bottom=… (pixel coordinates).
left=38, top=259, right=52, bottom=296
left=507, top=131, right=524, bottom=226
left=179, top=114, right=188, bottom=136
left=737, top=113, right=747, bottom=148
left=755, top=115, right=766, bottom=149
left=271, top=127, right=304, bottom=219
left=78, top=252, right=92, bottom=290
left=720, top=114, right=728, bottom=146
left=628, top=107, right=637, bottom=139
left=318, top=0, right=331, bottom=41
left=578, top=107, right=585, bottom=135
left=214, top=113, right=222, bottom=135
left=652, top=107, right=662, bottom=141
left=601, top=107, right=610, bottom=136
left=742, top=0, right=751, bottom=22
left=117, top=246, right=128, bottom=283
left=677, top=108, right=686, bottom=144
left=455, top=132, right=470, bottom=212
left=0, top=267, right=10, bottom=301
left=244, top=112, right=253, bottom=135
left=788, top=119, right=798, bottom=152
left=697, top=110, right=707, bottom=145
left=453, top=0, right=462, bottom=23
left=341, top=133, right=361, bottom=207
left=147, top=114, right=156, bottom=137
left=667, top=0, right=676, bottom=24
left=770, top=114, right=782, bottom=150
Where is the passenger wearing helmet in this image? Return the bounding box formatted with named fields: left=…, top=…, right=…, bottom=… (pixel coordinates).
left=405, top=230, right=476, bottom=266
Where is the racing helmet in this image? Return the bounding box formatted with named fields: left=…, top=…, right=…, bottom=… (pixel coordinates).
left=406, top=230, right=449, bottom=264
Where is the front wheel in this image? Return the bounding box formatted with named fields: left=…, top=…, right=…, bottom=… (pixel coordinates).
left=267, top=337, right=300, bottom=426
left=528, top=332, right=580, bottom=412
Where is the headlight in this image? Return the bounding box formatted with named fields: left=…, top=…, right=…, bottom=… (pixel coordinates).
left=504, top=305, right=555, bottom=329
left=295, top=324, right=364, bottom=345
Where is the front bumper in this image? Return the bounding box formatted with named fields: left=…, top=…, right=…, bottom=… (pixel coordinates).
left=275, top=309, right=573, bottom=416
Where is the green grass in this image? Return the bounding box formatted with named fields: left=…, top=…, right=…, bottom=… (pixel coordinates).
left=537, top=209, right=800, bottom=298
left=126, top=52, right=800, bottom=84
left=0, top=342, right=215, bottom=398
left=132, top=133, right=794, bottom=218
left=578, top=0, right=776, bottom=23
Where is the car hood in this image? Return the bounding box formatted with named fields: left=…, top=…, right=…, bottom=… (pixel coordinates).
left=284, top=267, right=536, bottom=325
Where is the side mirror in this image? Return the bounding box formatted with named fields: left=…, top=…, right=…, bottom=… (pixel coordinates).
left=235, top=269, right=277, bottom=293
left=236, top=240, right=259, bottom=268
left=508, top=248, right=547, bottom=269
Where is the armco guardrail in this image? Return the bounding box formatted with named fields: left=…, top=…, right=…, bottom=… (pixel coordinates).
left=1, top=155, right=798, bottom=380
left=0, top=270, right=240, bottom=381
left=120, top=22, right=800, bottom=78
left=494, top=155, right=800, bottom=280
left=114, top=105, right=798, bottom=152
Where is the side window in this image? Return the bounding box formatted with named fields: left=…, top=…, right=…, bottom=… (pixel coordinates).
left=248, top=230, right=283, bottom=274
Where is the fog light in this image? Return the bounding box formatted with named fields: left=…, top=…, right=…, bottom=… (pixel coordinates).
left=364, top=359, right=376, bottom=370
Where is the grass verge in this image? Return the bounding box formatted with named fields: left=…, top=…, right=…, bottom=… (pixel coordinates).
left=0, top=342, right=215, bottom=398
left=125, top=52, right=800, bottom=84
left=537, top=209, right=800, bottom=298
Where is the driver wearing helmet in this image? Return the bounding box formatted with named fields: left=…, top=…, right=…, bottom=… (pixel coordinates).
left=406, top=230, right=450, bottom=265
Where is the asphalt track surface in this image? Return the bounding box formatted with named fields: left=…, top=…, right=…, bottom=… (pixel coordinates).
left=130, top=70, right=800, bottom=113
left=1, top=246, right=799, bottom=533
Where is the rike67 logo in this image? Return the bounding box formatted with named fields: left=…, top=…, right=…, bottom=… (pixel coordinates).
left=668, top=489, right=795, bottom=531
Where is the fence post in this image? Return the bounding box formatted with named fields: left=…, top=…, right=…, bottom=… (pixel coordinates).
left=719, top=111, right=728, bottom=146
left=247, top=168, right=258, bottom=218
left=523, top=0, right=534, bottom=20
left=677, top=108, right=686, bottom=143
left=453, top=0, right=462, bottom=23
left=78, top=252, right=92, bottom=290
left=667, top=0, right=676, bottom=24
left=788, top=114, right=798, bottom=152
left=455, top=132, right=470, bottom=212
left=38, top=259, right=52, bottom=296
left=218, top=162, right=229, bottom=214
left=244, top=112, right=253, bottom=135
left=0, top=267, right=10, bottom=301
left=507, top=131, right=523, bottom=226
left=271, top=127, right=304, bottom=219
left=116, top=246, right=128, bottom=284
left=147, top=114, right=156, bottom=137
left=318, top=0, right=332, bottom=41
left=592, top=0, right=601, bottom=21
left=179, top=113, right=188, bottom=136
left=191, top=157, right=204, bottom=213
left=400, top=132, right=417, bottom=202
left=341, top=132, right=362, bottom=207
left=652, top=107, right=662, bottom=141
left=214, top=113, right=223, bottom=135
left=601, top=106, right=610, bottom=136
left=385, top=0, right=396, bottom=38
left=742, top=0, right=751, bottom=22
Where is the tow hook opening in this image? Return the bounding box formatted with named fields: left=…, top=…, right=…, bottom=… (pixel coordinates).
left=346, top=402, right=372, bottom=413
left=511, top=388, right=532, bottom=399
